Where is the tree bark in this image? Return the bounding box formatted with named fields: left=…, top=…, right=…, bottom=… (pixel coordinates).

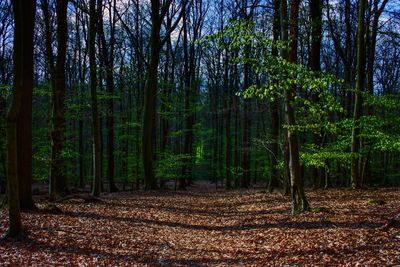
left=6, top=0, right=36, bottom=238
left=49, top=0, right=69, bottom=198
left=142, top=0, right=186, bottom=190
left=142, top=0, right=162, bottom=190
left=15, top=0, right=36, bottom=211
left=180, top=6, right=191, bottom=190
left=89, top=0, right=102, bottom=197
left=224, top=52, right=232, bottom=189
left=309, top=0, right=323, bottom=188
left=98, top=0, right=118, bottom=192
left=351, top=0, right=367, bottom=189
left=240, top=0, right=254, bottom=189
left=268, top=0, right=281, bottom=193
left=286, top=0, right=309, bottom=214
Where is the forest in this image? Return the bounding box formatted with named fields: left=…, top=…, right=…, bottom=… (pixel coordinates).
left=0, top=0, right=400, bottom=265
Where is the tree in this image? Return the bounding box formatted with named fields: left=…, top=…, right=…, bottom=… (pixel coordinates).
left=142, top=0, right=186, bottom=190
left=5, top=0, right=36, bottom=239
left=281, top=0, right=291, bottom=196
left=267, top=0, right=281, bottom=193
left=239, top=0, right=258, bottom=188
left=89, top=0, right=102, bottom=196
left=98, top=0, right=119, bottom=192
left=309, top=0, right=323, bottom=188
left=351, top=0, right=367, bottom=189
left=0, top=0, right=13, bottom=195
left=362, top=0, right=389, bottom=184
left=50, top=0, right=69, bottom=198
left=16, top=0, right=36, bottom=210
left=286, top=0, right=309, bottom=213
left=181, top=0, right=205, bottom=189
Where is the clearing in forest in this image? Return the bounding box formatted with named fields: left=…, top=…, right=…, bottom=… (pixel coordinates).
left=1, top=185, right=399, bottom=266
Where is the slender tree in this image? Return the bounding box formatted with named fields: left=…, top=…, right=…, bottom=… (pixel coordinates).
left=240, top=0, right=258, bottom=188
left=181, top=0, right=205, bottom=188
left=309, top=0, right=323, bottom=188
left=362, top=0, right=389, bottom=184
left=98, top=0, right=119, bottom=192
left=351, top=0, right=367, bottom=189
left=286, top=0, right=309, bottom=213
left=281, top=0, right=291, bottom=196
left=267, top=0, right=281, bottom=193
left=89, top=0, right=102, bottom=196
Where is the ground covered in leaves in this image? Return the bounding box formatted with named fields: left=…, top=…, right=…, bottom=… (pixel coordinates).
left=1, top=184, right=400, bottom=266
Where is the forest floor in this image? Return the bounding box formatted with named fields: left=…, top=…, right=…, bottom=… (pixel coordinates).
left=0, top=183, right=400, bottom=266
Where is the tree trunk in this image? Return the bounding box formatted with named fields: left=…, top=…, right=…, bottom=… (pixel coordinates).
left=280, top=0, right=290, bottom=196
left=224, top=53, right=232, bottom=189
left=242, top=72, right=251, bottom=188
left=351, top=0, right=367, bottom=189
left=142, top=0, right=162, bottom=190
left=233, top=65, right=240, bottom=188
left=98, top=0, right=118, bottom=192
left=16, top=0, right=36, bottom=211
left=160, top=29, right=175, bottom=188
left=50, top=0, right=69, bottom=198
left=268, top=0, right=281, bottom=193
left=309, top=0, right=323, bottom=189
left=180, top=7, right=190, bottom=190
left=142, top=0, right=186, bottom=190
left=6, top=0, right=36, bottom=238
left=89, top=0, right=102, bottom=197
left=286, top=0, right=309, bottom=214
left=363, top=0, right=388, bottom=184
left=75, top=7, right=86, bottom=189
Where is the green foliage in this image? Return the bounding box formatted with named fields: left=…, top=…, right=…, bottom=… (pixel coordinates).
left=0, top=84, right=12, bottom=99
left=230, top=166, right=244, bottom=180
left=204, top=18, right=343, bottom=135
left=32, top=127, right=51, bottom=182
left=300, top=144, right=352, bottom=170
left=156, top=152, right=191, bottom=180
left=126, top=153, right=142, bottom=183
left=33, top=83, right=52, bottom=97
left=205, top=19, right=350, bottom=177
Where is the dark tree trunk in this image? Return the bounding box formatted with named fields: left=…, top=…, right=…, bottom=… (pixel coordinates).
left=89, top=0, right=102, bottom=196
left=6, top=0, right=36, bottom=238
left=233, top=65, right=240, bottom=188
left=180, top=6, right=191, bottom=190
left=98, top=0, right=118, bottom=192
left=224, top=53, right=232, bottom=189
left=362, top=0, right=388, bottom=185
left=142, top=0, right=162, bottom=190
left=75, top=7, right=86, bottom=189
left=49, top=0, right=69, bottom=198
left=142, top=0, right=186, bottom=190
left=159, top=26, right=175, bottom=188
left=351, top=0, right=367, bottom=189
left=15, top=0, right=36, bottom=211
left=241, top=70, right=251, bottom=188
left=240, top=0, right=254, bottom=189
left=286, top=0, right=309, bottom=214
left=268, top=0, right=281, bottom=193
left=309, top=0, right=323, bottom=189
left=280, top=0, right=290, bottom=196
